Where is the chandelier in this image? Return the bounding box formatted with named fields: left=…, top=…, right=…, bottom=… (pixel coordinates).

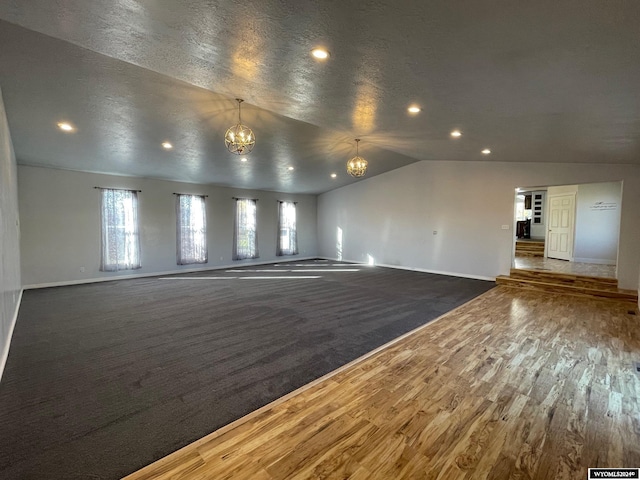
left=225, top=98, right=255, bottom=155
left=346, top=138, right=367, bottom=177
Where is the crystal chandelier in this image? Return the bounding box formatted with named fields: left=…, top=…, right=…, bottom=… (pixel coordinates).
left=225, top=98, right=255, bottom=155
left=346, top=138, right=367, bottom=177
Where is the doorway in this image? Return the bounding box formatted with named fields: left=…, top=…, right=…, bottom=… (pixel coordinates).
left=512, top=181, right=622, bottom=279
left=546, top=193, right=575, bottom=261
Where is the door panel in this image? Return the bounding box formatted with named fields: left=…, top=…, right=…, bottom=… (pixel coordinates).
left=547, top=194, right=575, bottom=261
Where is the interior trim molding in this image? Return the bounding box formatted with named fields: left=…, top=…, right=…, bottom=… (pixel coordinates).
left=23, top=256, right=318, bottom=290
left=318, top=257, right=496, bottom=282
left=0, top=288, right=23, bottom=383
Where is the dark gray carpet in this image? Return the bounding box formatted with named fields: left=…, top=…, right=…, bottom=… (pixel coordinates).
left=0, top=260, right=493, bottom=479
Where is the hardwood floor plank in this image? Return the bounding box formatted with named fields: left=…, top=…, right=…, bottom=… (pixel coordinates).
left=268, top=416, right=379, bottom=480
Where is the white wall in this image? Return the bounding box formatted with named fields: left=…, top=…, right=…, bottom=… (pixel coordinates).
left=318, top=161, right=640, bottom=290
left=573, top=182, right=621, bottom=265
left=19, top=166, right=317, bottom=287
left=0, top=88, right=22, bottom=380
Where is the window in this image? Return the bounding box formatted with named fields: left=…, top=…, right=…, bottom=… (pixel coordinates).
left=100, top=188, right=141, bottom=271
left=277, top=201, right=298, bottom=256
left=515, top=194, right=532, bottom=221
left=233, top=198, right=258, bottom=260
left=176, top=194, right=207, bottom=265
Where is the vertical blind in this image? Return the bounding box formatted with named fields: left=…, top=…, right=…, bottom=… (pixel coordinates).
left=176, top=194, right=208, bottom=265
left=233, top=198, right=258, bottom=260
left=277, top=201, right=298, bottom=256
left=100, top=188, right=141, bottom=271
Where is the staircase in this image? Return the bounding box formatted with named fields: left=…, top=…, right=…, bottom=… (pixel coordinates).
left=496, top=268, right=638, bottom=303
left=515, top=240, right=545, bottom=257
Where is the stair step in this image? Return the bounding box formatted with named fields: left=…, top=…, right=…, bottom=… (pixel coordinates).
left=516, top=250, right=544, bottom=257
left=515, top=244, right=545, bottom=251
left=515, top=241, right=545, bottom=258
left=509, top=268, right=618, bottom=289
left=496, top=276, right=637, bottom=303
left=515, top=241, right=545, bottom=246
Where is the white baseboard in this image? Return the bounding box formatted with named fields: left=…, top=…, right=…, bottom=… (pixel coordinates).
left=24, top=256, right=318, bottom=289
left=0, top=288, right=23, bottom=383
left=572, top=257, right=616, bottom=266
left=318, top=257, right=495, bottom=282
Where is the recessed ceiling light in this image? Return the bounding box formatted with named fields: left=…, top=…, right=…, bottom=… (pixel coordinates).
left=311, top=48, right=330, bottom=60
left=331, top=173, right=337, bottom=178
left=162, top=142, right=173, bottom=150
left=240, top=157, right=248, bottom=162
left=482, top=148, right=491, bottom=155
left=407, top=105, right=421, bottom=114
left=450, top=130, right=462, bottom=138
left=288, top=166, right=295, bottom=171
left=57, top=122, right=75, bottom=132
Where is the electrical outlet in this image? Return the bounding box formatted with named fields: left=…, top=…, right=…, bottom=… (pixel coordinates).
left=79, top=266, right=85, bottom=273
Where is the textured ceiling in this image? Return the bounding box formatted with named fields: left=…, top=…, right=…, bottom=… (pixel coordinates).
left=0, top=1, right=639, bottom=194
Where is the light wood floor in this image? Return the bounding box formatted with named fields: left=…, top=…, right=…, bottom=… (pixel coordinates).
left=514, top=256, right=617, bottom=279
left=125, top=287, right=640, bottom=480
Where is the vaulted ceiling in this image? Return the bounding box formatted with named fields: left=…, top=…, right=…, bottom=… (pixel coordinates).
left=0, top=1, right=638, bottom=194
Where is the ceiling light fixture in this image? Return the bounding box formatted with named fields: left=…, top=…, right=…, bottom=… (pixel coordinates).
left=408, top=105, right=421, bottom=114
left=225, top=98, right=255, bottom=155
left=162, top=142, right=173, bottom=149
left=331, top=173, right=337, bottom=178
left=288, top=166, right=294, bottom=171
left=57, top=122, right=75, bottom=132
left=311, top=48, right=330, bottom=60
left=450, top=130, right=462, bottom=138
left=482, top=148, right=491, bottom=155
left=346, top=139, right=368, bottom=178
left=240, top=157, right=248, bottom=162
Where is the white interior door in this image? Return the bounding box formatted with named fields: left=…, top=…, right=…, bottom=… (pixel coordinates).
left=546, top=193, right=575, bottom=261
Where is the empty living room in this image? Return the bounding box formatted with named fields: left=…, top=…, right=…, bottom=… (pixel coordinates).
left=1, top=1, right=639, bottom=479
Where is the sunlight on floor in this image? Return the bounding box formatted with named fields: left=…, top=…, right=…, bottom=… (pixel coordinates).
left=159, top=276, right=322, bottom=280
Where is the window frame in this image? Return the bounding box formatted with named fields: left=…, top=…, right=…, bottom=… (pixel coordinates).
left=277, top=201, right=298, bottom=256
left=233, top=198, right=259, bottom=260
left=99, top=188, right=141, bottom=272
left=176, top=194, right=208, bottom=265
